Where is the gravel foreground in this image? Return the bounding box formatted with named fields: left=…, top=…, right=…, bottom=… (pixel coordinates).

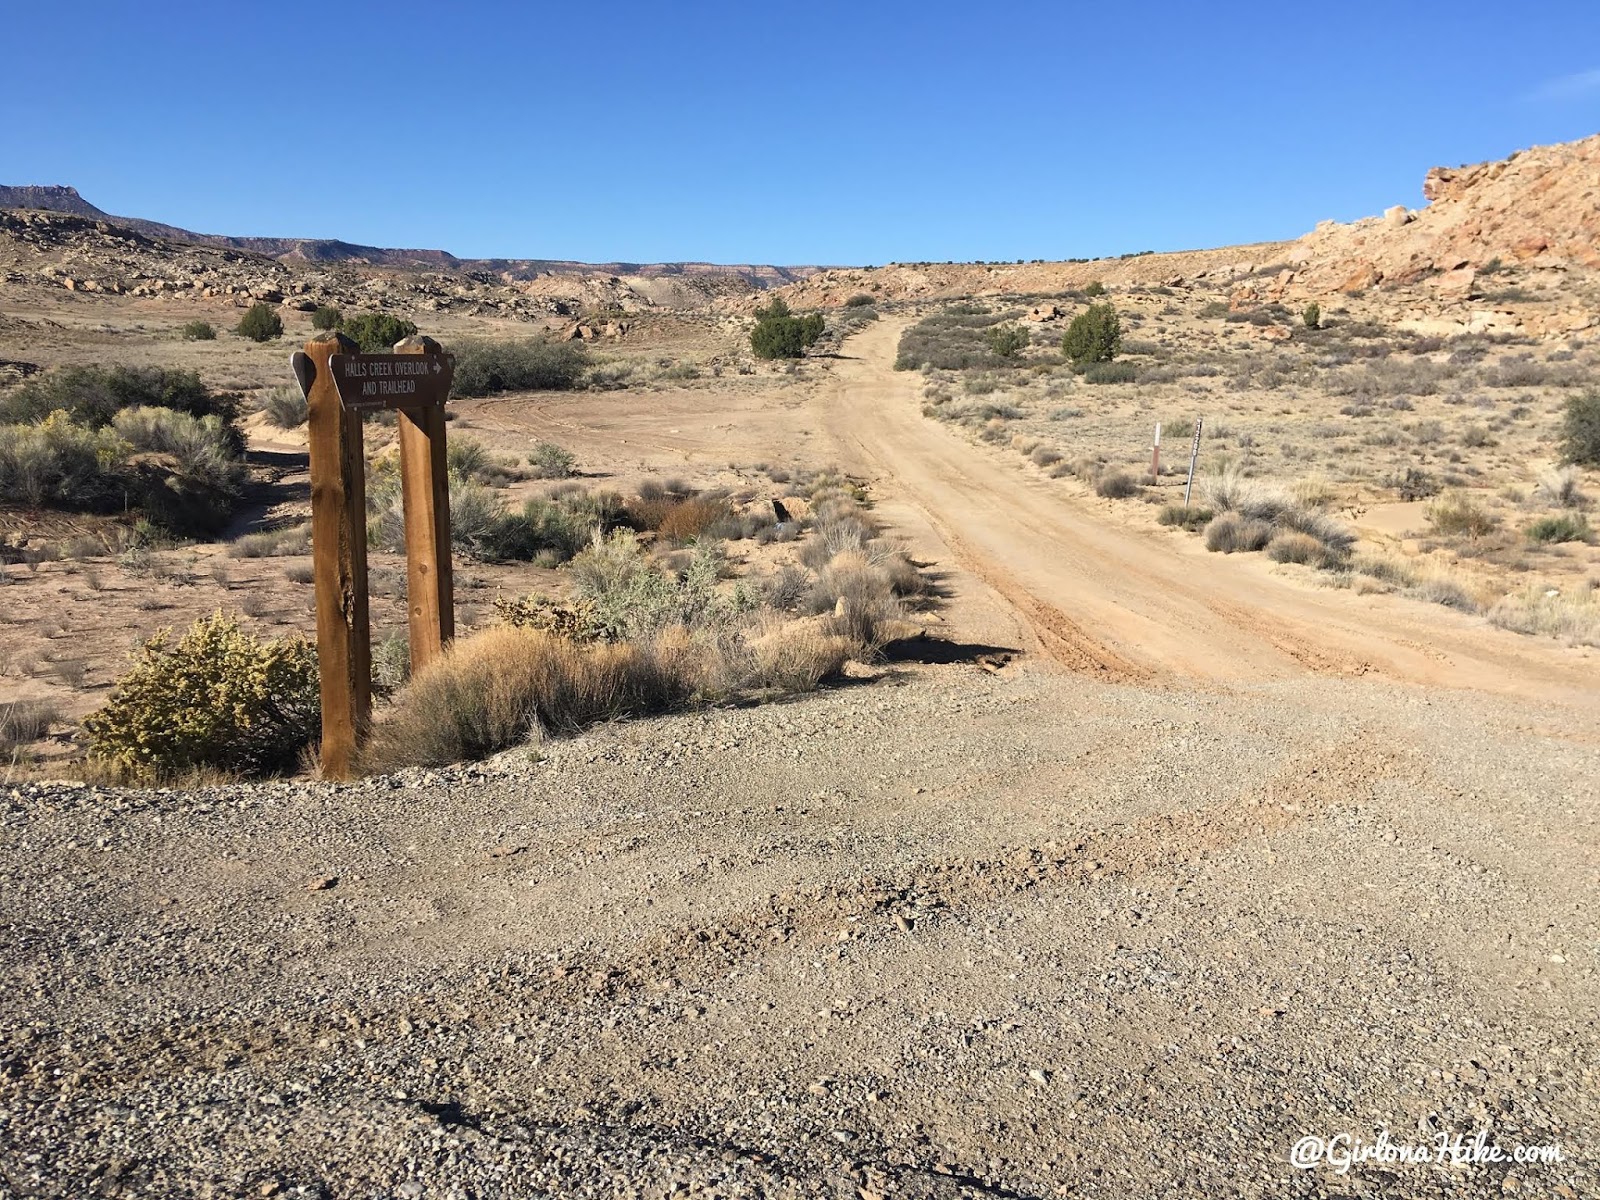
left=1, top=660, right=1596, bottom=1199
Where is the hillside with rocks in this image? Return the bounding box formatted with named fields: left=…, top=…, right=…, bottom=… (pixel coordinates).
left=0, top=185, right=820, bottom=290
left=768, top=133, right=1600, bottom=337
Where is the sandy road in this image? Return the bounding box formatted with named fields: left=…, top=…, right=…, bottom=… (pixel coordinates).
left=818, top=320, right=1596, bottom=700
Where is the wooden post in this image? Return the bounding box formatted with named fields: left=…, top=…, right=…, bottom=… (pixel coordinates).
left=1150, top=422, right=1162, bottom=483
left=394, top=335, right=454, bottom=672
left=302, top=331, right=371, bottom=779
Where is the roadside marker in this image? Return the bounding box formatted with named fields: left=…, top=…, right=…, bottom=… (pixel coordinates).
left=1183, top=417, right=1204, bottom=507
left=292, top=333, right=456, bottom=779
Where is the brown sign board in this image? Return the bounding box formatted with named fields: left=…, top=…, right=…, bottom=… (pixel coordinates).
left=329, top=352, right=454, bottom=412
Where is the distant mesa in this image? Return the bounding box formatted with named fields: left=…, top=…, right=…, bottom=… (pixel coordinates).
left=0, top=184, right=822, bottom=287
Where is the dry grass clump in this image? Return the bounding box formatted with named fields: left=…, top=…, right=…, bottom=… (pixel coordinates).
left=743, top=614, right=853, bottom=693
left=1204, top=512, right=1273, bottom=553
left=1, top=699, right=60, bottom=757
left=228, top=523, right=312, bottom=558
left=1533, top=465, right=1586, bottom=509
left=1426, top=491, right=1501, bottom=537
left=807, top=550, right=901, bottom=649
left=1487, top=582, right=1600, bottom=646
left=1265, top=531, right=1330, bottom=565
left=656, top=496, right=734, bottom=541
left=1200, top=469, right=1354, bottom=561
left=361, top=627, right=692, bottom=771
left=1093, top=469, right=1141, bottom=499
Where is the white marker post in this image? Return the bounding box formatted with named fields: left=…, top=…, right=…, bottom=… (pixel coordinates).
left=1150, top=422, right=1162, bottom=483
left=1183, top=417, right=1204, bottom=507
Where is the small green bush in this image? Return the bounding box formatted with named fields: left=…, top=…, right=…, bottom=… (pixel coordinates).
left=529, top=441, right=576, bottom=478
left=1526, top=513, right=1591, bottom=544
left=1158, top=504, right=1213, bottom=531
left=985, top=323, right=1030, bottom=359
left=83, top=611, right=319, bottom=781
left=311, top=305, right=343, bottom=331
left=1093, top=469, right=1140, bottom=498
left=1302, top=302, right=1321, bottom=330
left=750, top=297, right=825, bottom=360
left=1426, top=491, right=1500, bottom=537
left=341, top=312, right=418, bottom=353
left=181, top=320, right=216, bottom=341
left=1061, top=304, right=1122, bottom=365
left=1083, top=361, right=1137, bottom=385
left=1, top=365, right=238, bottom=430
left=845, top=294, right=876, bottom=307
left=1560, top=390, right=1600, bottom=466
left=0, top=413, right=126, bottom=509
left=451, top=338, right=589, bottom=396
left=1204, top=512, right=1273, bottom=553
left=260, top=387, right=308, bottom=429
left=1084, top=281, right=1106, bottom=297
left=236, top=302, right=283, bottom=343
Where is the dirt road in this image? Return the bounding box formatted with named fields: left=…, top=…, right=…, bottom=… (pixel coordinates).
left=819, top=320, right=1595, bottom=700
left=4, top=324, right=1596, bottom=1200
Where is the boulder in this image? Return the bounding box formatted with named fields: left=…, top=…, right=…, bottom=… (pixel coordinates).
left=1383, top=205, right=1412, bottom=229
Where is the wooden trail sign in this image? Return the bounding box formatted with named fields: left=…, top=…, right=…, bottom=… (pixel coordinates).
left=330, top=350, right=454, bottom=411
left=292, top=333, right=456, bottom=779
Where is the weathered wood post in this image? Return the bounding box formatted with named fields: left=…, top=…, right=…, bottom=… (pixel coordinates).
left=1183, top=417, right=1204, bottom=507
left=299, top=331, right=371, bottom=779
left=394, top=335, right=454, bottom=672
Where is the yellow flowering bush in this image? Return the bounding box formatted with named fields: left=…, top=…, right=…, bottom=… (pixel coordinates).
left=84, top=611, right=320, bottom=781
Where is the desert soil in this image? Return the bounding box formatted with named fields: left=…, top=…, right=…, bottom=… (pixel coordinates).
left=2, top=321, right=1596, bottom=1198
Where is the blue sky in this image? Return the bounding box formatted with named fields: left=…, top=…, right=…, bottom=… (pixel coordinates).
left=4, top=1, right=1597, bottom=265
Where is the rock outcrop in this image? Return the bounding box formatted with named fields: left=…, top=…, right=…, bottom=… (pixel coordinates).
left=1285, top=133, right=1600, bottom=296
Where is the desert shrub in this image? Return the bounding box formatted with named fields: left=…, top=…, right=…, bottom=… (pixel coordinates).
left=259, top=386, right=308, bottom=429
left=1, top=699, right=61, bottom=755
left=236, top=302, right=283, bottom=343
left=750, top=297, right=825, bottom=360
left=893, top=307, right=1016, bottom=371
left=1526, top=513, right=1591, bottom=544
left=1061, top=304, right=1122, bottom=365
left=1413, top=576, right=1480, bottom=611
left=1083, top=361, right=1137, bottom=385
left=1533, top=465, right=1585, bottom=508
left=1204, top=512, right=1273, bottom=553
left=111, top=407, right=247, bottom=534
left=1390, top=467, right=1440, bottom=501
left=845, top=293, right=876, bottom=308
left=743, top=616, right=853, bottom=693
left=807, top=550, right=901, bottom=649
left=83, top=611, right=319, bottom=781
left=570, top=531, right=738, bottom=641
left=311, top=305, right=343, bottom=331
left=181, top=320, right=216, bottom=341
left=228, top=523, right=311, bottom=558
left=1302, top=302, right=1321, bottom=330
left=1094, top=469, right=1140, bottom=498
left=986, top=323, right=1030, bottom=359
left=1560, top=391, right=1600, bottom=466
left=1266, top=531, right=1328, bottom=565
left=0, top=365, right=238, bottom=429
left=372, top=633, right=410, bottom=700
left=527, top=441, right=576, bottom=479
left=1426, top=491, right=1500, bottom=537
left=340, top=312, right=417, bottom=353
left=446, top=437, right=494, bottom=482
left=449, top=338, right=589, bottom=396
left=1084, top=281, right=1106, bottom=297
left=1030, top=445, right=1062, bottom=467
left=657, top=496, right=734, bottom=542
left=1158, top=504, right=1213, bottom=531
left=0, top=413, right=127, bottom=509
left=360, top=627, right=691, bottom=772
left=1487, top=583, right=1600, bottom=646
